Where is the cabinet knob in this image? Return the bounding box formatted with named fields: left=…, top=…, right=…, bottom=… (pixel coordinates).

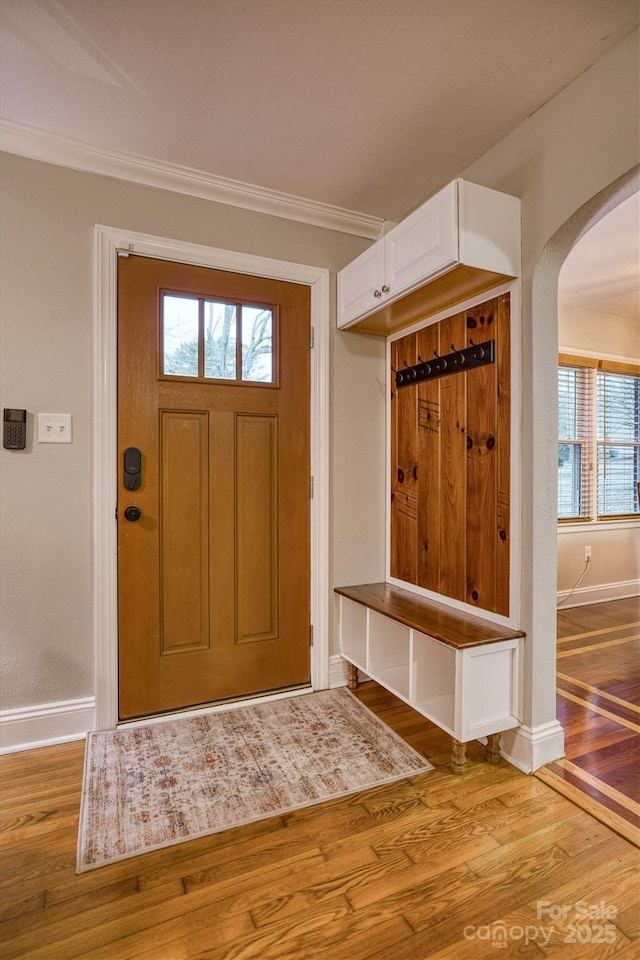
left=381, top=284, right=390, bottom=294
left=373, top=289, right=382, bottom=298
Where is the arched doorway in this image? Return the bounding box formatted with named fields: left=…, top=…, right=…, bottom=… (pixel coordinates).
left=501, top=166, right=639, bottom=775
left=531, top=168, right=639, bottom=841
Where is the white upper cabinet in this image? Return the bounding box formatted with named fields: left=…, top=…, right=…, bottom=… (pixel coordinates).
left=385, top=180, right=458, bottom=296
left=335, top=237, right=386, bottom=326
left=337, top=179, right=520, bottom=335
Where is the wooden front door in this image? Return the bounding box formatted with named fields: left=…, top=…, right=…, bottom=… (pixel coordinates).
left=117, top=256, right=311, bottom=719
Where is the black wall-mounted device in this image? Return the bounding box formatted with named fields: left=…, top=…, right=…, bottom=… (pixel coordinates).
left=3, top=409, right=27, bottom=450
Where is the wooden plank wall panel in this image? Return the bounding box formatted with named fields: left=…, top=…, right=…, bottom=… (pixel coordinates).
left=235, top=414, right=279, bottom=643
left=160, top=410, right=210, bottom=653
left=465, top=300, right=498, bottom=612
left=438, top=311, right=467, bottom=603
left=416, top=322, right=441, bottom=591
left=390, top=294, right=511, bottom=617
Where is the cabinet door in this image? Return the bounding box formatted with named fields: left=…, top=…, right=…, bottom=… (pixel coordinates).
left=457, top=641, right=520, bottom=741
left=337, top=240, right=385, bottom=328
left=385, top=180, right=458, bottom=299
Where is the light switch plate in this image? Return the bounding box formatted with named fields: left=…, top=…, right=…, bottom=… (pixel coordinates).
left=38, top=413, right=72, bottom=443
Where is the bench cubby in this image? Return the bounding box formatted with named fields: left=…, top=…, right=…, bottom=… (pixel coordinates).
left=335, top=582, right=524, bottom=773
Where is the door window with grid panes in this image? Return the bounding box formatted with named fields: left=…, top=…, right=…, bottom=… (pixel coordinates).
left=162, top=293, right=276, bottom=385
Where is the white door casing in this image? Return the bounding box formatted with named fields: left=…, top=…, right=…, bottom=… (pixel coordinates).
left=93, top=225, right=330, bottom=729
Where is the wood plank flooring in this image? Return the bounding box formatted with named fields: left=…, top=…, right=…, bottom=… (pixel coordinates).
left=537, top=597, right=640, bottom=846
left=2, top=682, right=639, bottom=959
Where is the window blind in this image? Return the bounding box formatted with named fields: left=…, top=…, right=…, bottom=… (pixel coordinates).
left=558, top=364, right=593, bottom=520
left=597, top=369, right=640, bottom=517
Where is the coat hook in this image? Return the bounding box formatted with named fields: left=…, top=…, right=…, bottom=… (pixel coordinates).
left=433, top=349, right=440, bottom=358
left=451, top=343, right=466, bottom=365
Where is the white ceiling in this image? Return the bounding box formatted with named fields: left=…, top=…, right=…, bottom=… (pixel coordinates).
left=1, top=0, right=638, bottom=223
left=1, top=0, right=638, bottom=321
left=559, top=192, right=640, bottom=322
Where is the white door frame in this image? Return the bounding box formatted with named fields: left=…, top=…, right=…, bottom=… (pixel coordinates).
left=93, top=225, right=330, bottom=729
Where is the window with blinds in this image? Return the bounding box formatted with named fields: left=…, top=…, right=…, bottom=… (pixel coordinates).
left=558, top=357, right=640, bottom=522
left=558, top=364, right=593, bottom=520
left=597, top=369, right=640, bottom=517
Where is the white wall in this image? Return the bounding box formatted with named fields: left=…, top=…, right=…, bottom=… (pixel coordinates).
left=559, top=306, right=640, bottom=359
left=0, top=154, right=380, bottom=714
left=557, top=305, right=640, bottom=605
left=558, top=525, right=639, bottom=605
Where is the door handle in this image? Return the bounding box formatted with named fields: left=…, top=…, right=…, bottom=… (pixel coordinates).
left=124, top=447, right=142, bottom=490
left=124, top=505, right=142, bottom=522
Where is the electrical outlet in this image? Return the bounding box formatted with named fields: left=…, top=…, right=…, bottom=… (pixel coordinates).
left=584, top=545, right=592, bottom=561
left=38, top=413, right=72, bottom=443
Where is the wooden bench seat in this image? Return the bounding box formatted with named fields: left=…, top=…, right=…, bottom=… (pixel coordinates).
left=334, top=582, right=524, bottom=649
left=335, top=582, right=525, bottom=774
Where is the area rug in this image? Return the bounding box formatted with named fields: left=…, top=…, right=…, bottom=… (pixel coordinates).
left=77, top=687, right=433, bottom=871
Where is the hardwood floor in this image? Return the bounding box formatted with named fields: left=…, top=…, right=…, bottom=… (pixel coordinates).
left=537, top=597, right=640, bottom=845
left=2, top=683, right=639, bottom=959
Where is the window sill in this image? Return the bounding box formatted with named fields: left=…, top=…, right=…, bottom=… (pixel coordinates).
left=558, top=518, right=640, bottom=534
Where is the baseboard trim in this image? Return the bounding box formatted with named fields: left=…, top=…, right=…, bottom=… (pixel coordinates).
left=499, top=720, right=565, bottom=774
left=557, top=579, right=639, bottom=609
left=329, top=654, right=349, bottom=688
left=328, top=654, right=372, bottom=689
left=0, top=697, right=95, bottom=754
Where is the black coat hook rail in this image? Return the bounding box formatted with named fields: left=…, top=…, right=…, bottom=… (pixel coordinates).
left=394, top=339, right=495, bottom=388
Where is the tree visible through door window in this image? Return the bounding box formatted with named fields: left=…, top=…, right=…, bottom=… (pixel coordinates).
left=162, top=293, right=274, bottom=383
left=558, top=357, right=640, bottom=520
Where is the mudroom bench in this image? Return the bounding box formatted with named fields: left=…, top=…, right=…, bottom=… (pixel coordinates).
left=335, top=582, right=524, bottom=774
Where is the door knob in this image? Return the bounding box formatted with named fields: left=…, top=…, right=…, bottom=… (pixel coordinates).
left=124, top=505, right=142, bottom=522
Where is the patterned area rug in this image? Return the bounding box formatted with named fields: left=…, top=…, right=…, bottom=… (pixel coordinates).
left=77, top=687, right=433, bottom=871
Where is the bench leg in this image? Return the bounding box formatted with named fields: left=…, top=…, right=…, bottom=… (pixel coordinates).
left=347, top=663, right=359, bottom=690
left=486, top=733, right=501, bottom=764
left=451, top=738, right=467, bottom=775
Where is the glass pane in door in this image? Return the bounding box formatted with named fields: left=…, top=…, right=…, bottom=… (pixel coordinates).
left=242, top=306, right=273, bottom=382
left=204, top=301, right=237, bottom=379
left=162, top=295, right=199, bottom=377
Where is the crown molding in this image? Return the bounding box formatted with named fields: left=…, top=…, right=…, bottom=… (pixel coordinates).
left=0, top=118, right=383, bottom=240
